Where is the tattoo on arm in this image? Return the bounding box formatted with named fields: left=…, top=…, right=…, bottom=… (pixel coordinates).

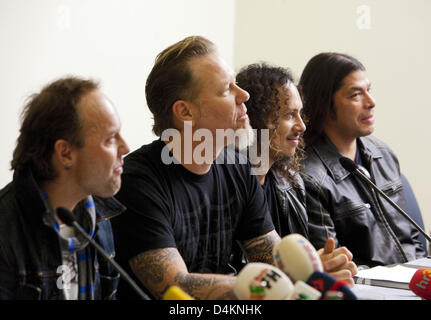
left=129, top=247, right=180, bottom=298
left=174, top=272, right=236, bottom=300
left=241, top=230, right=281, bottom=265
left=129, top=247, right=237, bottom=300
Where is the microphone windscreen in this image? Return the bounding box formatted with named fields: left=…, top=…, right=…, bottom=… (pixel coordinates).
left=409, top=268, right=431, bottom=300
left=163, top=286, right=195, bottom=300
left=306, top=270, right=337, bottom=293
left=339, top=157, right=358, bottom=173
left=291, top=280, right=321, bottom=300
left=273, top=234, right=323, bottom=282
left=233, top=263, right=294, bottom=300
left=306, top=271, right=357, bottom=300
left=56, top=207, right=77, bottom=226
left=328, top=279, right=357, bottom=300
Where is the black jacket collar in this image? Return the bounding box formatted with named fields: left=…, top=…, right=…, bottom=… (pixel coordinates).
left=311, top=135, right=383, bottom=183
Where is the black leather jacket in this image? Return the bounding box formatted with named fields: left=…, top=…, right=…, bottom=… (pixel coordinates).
left=0, top=168, right=125, bottom=299
left=301, top=135, right=426, bottom=267
left=267, top=168, right=309, bottom=238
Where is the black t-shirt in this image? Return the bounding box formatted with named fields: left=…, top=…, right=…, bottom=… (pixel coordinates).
left=112, top=139, right=274, bottom=290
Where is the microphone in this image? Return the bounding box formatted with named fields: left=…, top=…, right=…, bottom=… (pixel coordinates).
left=56, top=207, right=151, bottom=300
left=163, top=286, right=195, bottom=300
left=273, top=234, right=356, bottom=300
left=409, top=268, right=431, bottom=300
left=273, top=234, right=323, bottom=282
left=233, top=262, right=294, bottom=300
left=306, top=271, right=357, bottom=300
left=339, top=157, right=431, bottom=243
left=290, top=280, right=322, bottom=300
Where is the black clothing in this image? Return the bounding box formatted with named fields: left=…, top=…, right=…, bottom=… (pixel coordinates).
left=301, top=135, right=426, bottom=267
left=0, top=168, right=124, bottom=300
left=263, top=168, right=309, bottom=238
left=231, top=167, right=310, bottom=274
left=112, top=140, right=274, bottom=299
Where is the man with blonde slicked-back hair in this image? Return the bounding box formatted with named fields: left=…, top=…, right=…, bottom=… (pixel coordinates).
left=111, top=36, right=279, bottom=300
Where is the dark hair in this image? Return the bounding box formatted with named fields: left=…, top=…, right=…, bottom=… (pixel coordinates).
left=236, top=62, right=305, bottom=184
left=11, top=76, right=99, bottom=181
left=298, top=52, right=365, bottom=146
left=145, top=35, right=216, bottom=136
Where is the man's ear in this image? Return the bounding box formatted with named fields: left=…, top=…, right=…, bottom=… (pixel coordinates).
left=172, top=100, right=196, bottom=127
left=53, top=139, right=75, bottom=170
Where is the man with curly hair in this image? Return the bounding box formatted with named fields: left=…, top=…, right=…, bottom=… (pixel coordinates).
left=236, top=63, right=357, bottom=284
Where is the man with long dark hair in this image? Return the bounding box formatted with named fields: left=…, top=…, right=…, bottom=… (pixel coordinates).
left=298, top=53, right=426, bottom=267
left=0, top=76, right=130, bottom=299
left=236, top=62, right=357, bottom=285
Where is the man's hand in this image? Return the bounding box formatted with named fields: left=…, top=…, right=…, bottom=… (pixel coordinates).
left=317, top=237, right=358, bottom=287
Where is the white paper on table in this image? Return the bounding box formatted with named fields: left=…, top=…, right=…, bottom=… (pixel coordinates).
left=356, top=265, right=417, bottom=283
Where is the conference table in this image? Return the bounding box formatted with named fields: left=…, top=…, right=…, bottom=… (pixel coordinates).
left=351, top=257, right=431, bottom=300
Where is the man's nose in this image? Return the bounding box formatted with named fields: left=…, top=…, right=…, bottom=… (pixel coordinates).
left=365, top=91, right=376, bottom=109
left=119, top=134, right=130, bottom=156
left=236, top=84, right=250, bottom=105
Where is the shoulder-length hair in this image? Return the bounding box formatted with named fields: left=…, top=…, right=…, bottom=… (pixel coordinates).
left=298, top=52, right=365, bottom=146
left=236, top=62, right=305, bottom=185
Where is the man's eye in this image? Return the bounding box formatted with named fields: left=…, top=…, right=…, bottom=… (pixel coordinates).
left=221, top=86, right=230, bottom=94
left=283, top=112, right=293, bottom=119
left=107, top=137, right=116, bottom=144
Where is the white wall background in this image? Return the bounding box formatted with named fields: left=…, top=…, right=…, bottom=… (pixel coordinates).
left=234, top=0, right=431, bottom=235
left=0, top=0, right=236, bottom=186
left=1, top=0, right=430, bottom=239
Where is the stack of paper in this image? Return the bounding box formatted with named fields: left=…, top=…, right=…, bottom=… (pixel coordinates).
left=354, top=265, right=417, bottom=289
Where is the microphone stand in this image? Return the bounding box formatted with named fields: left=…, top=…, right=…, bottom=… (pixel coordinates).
left=343, top=159, right=431, bottom=244
left=57, top=208, right=151, bottom=300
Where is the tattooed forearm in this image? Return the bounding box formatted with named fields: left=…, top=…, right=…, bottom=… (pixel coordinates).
left=241, top=230, right=281, bottom=265
left=129, top=247, right=237, bottom=300
left=129, top=247, right=179, bottom=297
left=174, top=272, right=236, bottom=300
